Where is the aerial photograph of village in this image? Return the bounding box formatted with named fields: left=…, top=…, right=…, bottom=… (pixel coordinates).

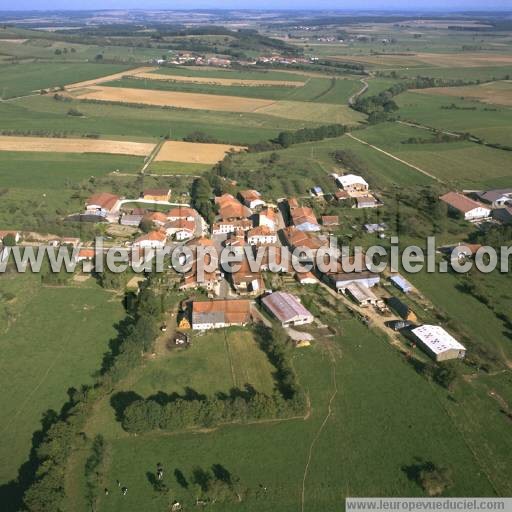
left=0, top=1, right=511, bottom=511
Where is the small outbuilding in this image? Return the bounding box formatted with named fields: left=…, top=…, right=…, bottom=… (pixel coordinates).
left=390, top=274, right=413, bottom=294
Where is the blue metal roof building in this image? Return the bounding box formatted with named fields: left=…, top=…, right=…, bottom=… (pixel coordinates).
left=390, top=275, right=413, bottom=293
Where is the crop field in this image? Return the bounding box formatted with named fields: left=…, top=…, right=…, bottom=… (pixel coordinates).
left=72, top=86, right=277, bottom=112
left=134, top=71, right=304, bottom=87
left=413, top=81, right=512, bottom=107
left=147, top=161, right=211, bottom=176
left=396, top=91, right=512, bottom=147
left=0, top=95, right=306, bottom=145
left=391, top=65, right=512, bottom=81
left=0, top=274, right=125, bottom=485
left=65, top=66, right=155, bottom=90
left=0, top=62, right=134, bottom=99
left=154, top=140, right=246, bottom=164
left=0, top=136, right=155, bottom=156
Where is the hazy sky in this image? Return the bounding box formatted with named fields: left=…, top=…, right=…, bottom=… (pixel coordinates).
left=1, top=0, right=510, bottom=11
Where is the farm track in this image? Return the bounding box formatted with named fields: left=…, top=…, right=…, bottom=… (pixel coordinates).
left=346, top=132, right=444, bottom=183
left=300, top=346, right=338, bottom=512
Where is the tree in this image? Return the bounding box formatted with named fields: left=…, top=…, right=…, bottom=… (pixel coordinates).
left=94, top=54, right=103, bottom=61
left=433, top=364, right=458, bottom=390
left=419, top=464, right=452, bottom=496
left=2, top=233, right=17, bottom=246
left=139, top=218, right=155, bottom=233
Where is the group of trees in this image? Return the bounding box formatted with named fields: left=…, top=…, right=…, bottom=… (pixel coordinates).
left=191, top=177, right=216, bottom=226
left=120, top=324, right=306, bottom=434
left=276, top=124, right=347, bottom=148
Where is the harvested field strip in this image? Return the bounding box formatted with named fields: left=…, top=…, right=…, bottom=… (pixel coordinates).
left=133, top=71, right=304, bottom=87
left=65, top=66, right=156, bottom=90
left=154, top=140, right=246, bottom=164
left=0, top=136, right=155, bottom=156
left=72, top=86, right=276, bottom=112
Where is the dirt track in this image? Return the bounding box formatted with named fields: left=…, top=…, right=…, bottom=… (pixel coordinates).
left=0, top=136, right=155, bottom=156
left=154, top=140, right=246, bottom=164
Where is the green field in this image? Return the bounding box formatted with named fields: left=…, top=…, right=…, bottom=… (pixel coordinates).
left=396, top=90, right=512, bottom=147
left=353, top=122, right=512, bottom=187
left=0, top=274, right=125, bottom=485
left=0, top=62, right=134, bottom=99
left=0, top=151, right=143, bottom=231
left=147, top=161, right=211, bottom=176
left=391, top=65, right=512, bottom=82
left=63, top=313, right=512, bottom=512
left=0, top=95, right=316, bottom=144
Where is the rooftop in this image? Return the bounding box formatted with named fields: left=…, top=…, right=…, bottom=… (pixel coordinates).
left=440, top=192, right=488, bottom=213
left=411, top=325, right=466, bottom=355
left=262, top=291, right=313, bottom=323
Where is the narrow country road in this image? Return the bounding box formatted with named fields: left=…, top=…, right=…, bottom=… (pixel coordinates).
left=348, top=78, right=369, bottom=106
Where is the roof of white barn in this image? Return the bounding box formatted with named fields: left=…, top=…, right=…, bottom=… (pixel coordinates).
left=337, top=174, right=368, bottom=188
left=262, top=291, right=313, bottom=323
left=411, top=325, right=466, bottom=355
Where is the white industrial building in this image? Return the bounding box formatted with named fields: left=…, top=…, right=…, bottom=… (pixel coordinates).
left=411, top=325, right=466, bottom=362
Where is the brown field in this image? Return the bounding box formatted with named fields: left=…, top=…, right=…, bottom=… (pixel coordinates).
left=154, top=140, right=246, bottom=164
left=328, top=52, right=512, bottom=68
left=72, top=85, right=276, bottom=112
left=65, top=66, right=156, bottom=90
left=0, top=38, right=28, bottom=43
left=413, top=81, right=512, bottom=106
left=135, top=71, right=304, bottom=87
left=0, top=136, right=155, bottom=156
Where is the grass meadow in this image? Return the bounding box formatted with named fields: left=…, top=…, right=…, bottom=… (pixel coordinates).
left=0, top=274, right=125, bottom=485
left=0, top=62, right=134, bottom=99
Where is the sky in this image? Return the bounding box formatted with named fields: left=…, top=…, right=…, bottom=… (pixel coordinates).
left=1, top=0, right=510, bottom=11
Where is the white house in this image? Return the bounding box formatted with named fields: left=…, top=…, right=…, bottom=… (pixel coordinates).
left=247, top=226, right=277, bottom=245
left=337, top=174, right=369, bottom=193
left=258, top=208, right=277, bottom=230
left=133, top=231, right=167, bottom=249
left=440, top=192, right=491, bottom=221
left=239, top=190, right=265, bottom=210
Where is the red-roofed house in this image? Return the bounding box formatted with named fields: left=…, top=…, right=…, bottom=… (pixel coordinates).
left=86, top=193, right=121, bottom=216
left=440, top=192, right=491, bottom=221
left=133, top=230, right=167, bottom=249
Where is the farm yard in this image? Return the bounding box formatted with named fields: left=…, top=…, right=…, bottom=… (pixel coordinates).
left=1, top=9, right=512, bottom=512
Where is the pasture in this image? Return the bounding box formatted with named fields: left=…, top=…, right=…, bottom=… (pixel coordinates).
left=0, top=274, right=125, bottom=486
left=154, top=141, right=246, bottom=164
left=413, top=81, right=512, bottom=107
left=0, top=62, right=133, bottom=99
left=0, top=136, right=155, bottom=157
left=66, top=316, right=512, bottom=512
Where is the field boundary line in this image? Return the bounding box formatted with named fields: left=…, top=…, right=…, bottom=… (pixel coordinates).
left=346, top=132, right=444, bottom=183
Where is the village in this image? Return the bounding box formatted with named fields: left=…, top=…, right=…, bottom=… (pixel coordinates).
left=3, top=167, right=508, bottom=365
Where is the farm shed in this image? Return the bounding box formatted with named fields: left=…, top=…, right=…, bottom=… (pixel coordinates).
left=386, top=297, right=417, bottom=322
left=411, top=325, right=466, bottom=362
left=261, top=291, right=314, bottom=327
left=390, top=275, right=413, bottom=293
left=440, top=192, right=490, bottom=221
left=345, top=282, right=379, bottom=307
left=191, top=299, right=252, bottom=330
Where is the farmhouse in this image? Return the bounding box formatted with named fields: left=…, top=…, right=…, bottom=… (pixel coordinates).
left=335, top=190, right=350, bottom=202
left=390, top=274, right=413, bottom=293
left=142, top=188, right=171, bottom=202
left=411, top=325, right=466, bottom=362
left=292, top=207, right=320, bottom=232
left=133, top=230, right=167, bottom=249
left=440, top=192, right=490, bottom=221
left=475, top=188, right=512, bottom=209
left=287, top=197, right=299, bottom=211
left=282, top=227, right=327, bottom=255
left=239, top=189, right=265, bottom=209
left=337, top=174, right=369, bottom=194
left=164, top=219, right=196, bottom=240
left=212, top=219, right=252, bottom=235
left=345, top=282, right=380, bottom=307
left=167, top=206, right=197, bottom=222
left=191, top=299, right=252, bottom=330
left=230, top=259, right=264, bottom=296
left=215, top=194, right=252, bottom=220
left=355, top=194, right=379, bottom=209
left=76, top=248, right=95, bottom=262
left=247, top=226, right=277, bottom=246
left=261, top=291, right=314, bottom=327
left=120, top=214, right=143, bottom=227
left=258, top=208, right=277, bottom=230
left=85, top=192, right=121, bottom=216
left=493, top=206, right=512, bottom=224
left=321, top=215, right=339, bottom=227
